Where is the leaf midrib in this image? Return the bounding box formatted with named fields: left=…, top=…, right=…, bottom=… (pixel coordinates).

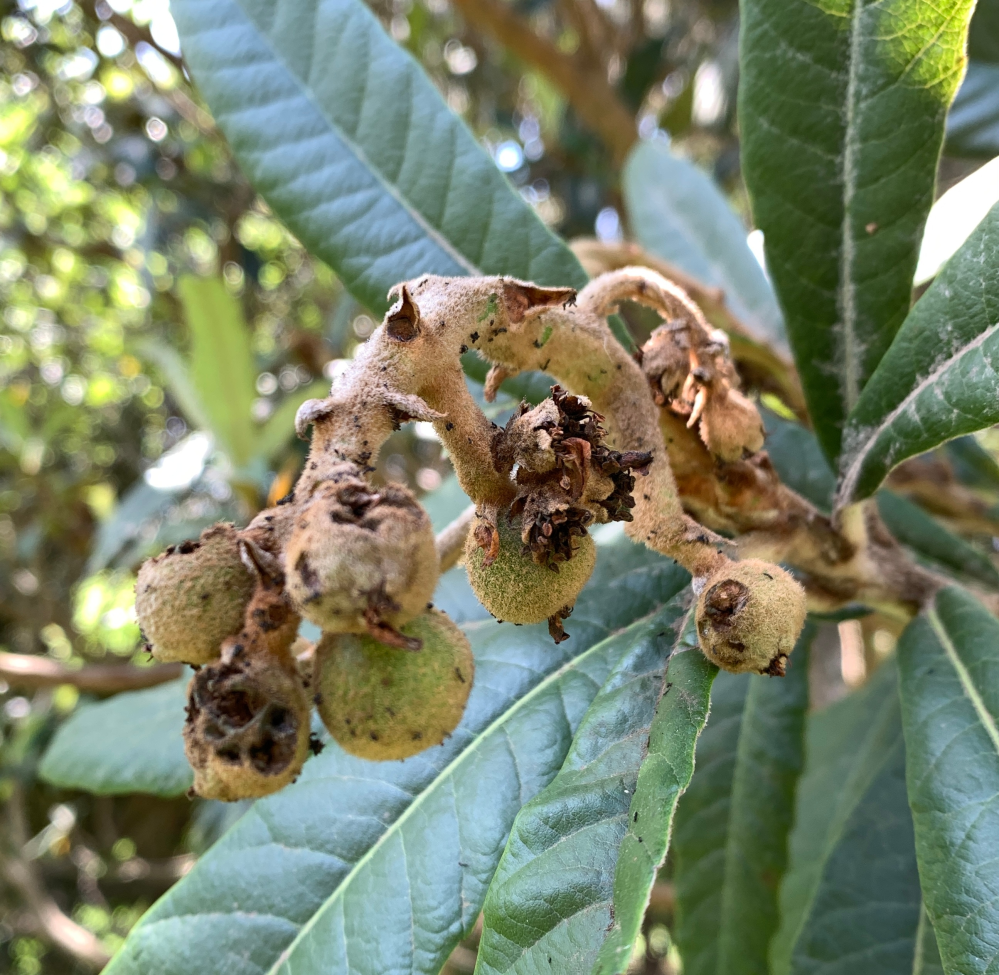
left=838, top=0, right=865, bottom=415
left=222, top=0, right=479, bottom=277
left=780, top=689, right=901, bottom=974
left=715, top=676, right=756, bottom=975
left=267, top=606, right=669, bottom=974
left=837, top=318, right=999, bottom=506
left=928, top=607, right=999, bottom=755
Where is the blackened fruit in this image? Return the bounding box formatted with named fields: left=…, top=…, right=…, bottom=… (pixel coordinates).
left=184, top=649, right=311, bottom=801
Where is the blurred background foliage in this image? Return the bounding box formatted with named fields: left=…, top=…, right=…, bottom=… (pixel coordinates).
left=1, top=0, right=999, bottom=970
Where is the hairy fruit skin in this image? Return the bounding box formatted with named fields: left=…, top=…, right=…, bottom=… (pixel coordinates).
left=315, top=609, right=473, bottom=761
left=135, top=523, right=255, bottom=665
left=464, top=514, right=596, bottom=624
left=695, top=559, right=806, bottom=675
left=285, top=476, right=439, bottom=641
left=184, top=647, right=311, bottom=801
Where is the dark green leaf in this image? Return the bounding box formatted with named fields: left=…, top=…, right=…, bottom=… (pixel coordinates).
left=969, top=0, right=999, bottom=63
left=176, top=276, right=257, bottom=466
left=914, top=905, right=947, bottom=975
left=838, top=203, right=999, bottom=505
left=771, top=660, right=925, bottom=975
left=38, top=678, right=192, bottom=798
left=672, top=624, right=812, bottom=975
left=945, top=435, right=999, bottom=493
left=876, top=490, right=999, bottom=589
left=762, top=408, right=836, bottom=512
left=170, top=0, right=586, bottom=321
left=473, top=594, right=694, bottom=975
left=947, top=62, right=999, bottom=157
left=623, top=140, right=786, bottom=351
left=104, top=528, right=690, bottom=975
left=593, top=614, right=716, bottom=975
left=739, top=0, right=975, bottom=461
left=898, top=586, right=999, bottom=975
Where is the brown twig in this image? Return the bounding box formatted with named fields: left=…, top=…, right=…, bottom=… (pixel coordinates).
left=1, top=786, right=111, bottom=970
left=436, top=505, right=477, bottom=573
left=0, top=652, right=182, bottom=695
left=571, top=238, right=808, bottom=421
left=450, top=0, right=637, bottom=164
left=82, top=0, right=184, bottom=72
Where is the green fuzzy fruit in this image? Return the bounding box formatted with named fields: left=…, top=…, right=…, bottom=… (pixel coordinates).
left=315, top=609, right=473, bottom=761
left=135, top=523, right=255, bottom=666
left=695, top=559, right=806, bottom=675
left=184, top=649, right=311, bottom=801
left=464, top=515, right=595, bottom=624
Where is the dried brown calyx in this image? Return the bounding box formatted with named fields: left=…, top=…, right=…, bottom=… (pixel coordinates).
left=183, top=643, right=311, bottom=801
left=497, top=385, right=651, bottom=569
left=640, top=317, right=764, bottom=464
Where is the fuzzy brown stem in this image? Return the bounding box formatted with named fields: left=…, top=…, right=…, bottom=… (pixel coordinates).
left=436, top=505, right=477, bottom=573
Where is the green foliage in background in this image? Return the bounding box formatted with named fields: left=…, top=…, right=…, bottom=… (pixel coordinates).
left=5, top=0, right=999, bottom=973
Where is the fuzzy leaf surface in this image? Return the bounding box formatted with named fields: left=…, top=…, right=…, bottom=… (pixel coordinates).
left=771, top=661, right=927, bottom=975
left=672, top=626, right=811, bottom=975
left=739, top=0, right=975, bottom=460
left=104, top=528, right=689, bottom=975
left=39, top=678, right=192, bottom=797
left=898, top=586, right=999, bottom=975
left=473, top=595, right=700, bottom=975
left=838, top=203, right=999, bottom=504
left=170, top=0, right=586, bottom=319
left=592, top=614, right=715, bottom=975
left=623, top=141, right=786, bottom=351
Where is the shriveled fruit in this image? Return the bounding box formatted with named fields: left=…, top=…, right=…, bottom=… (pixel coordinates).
left=695, top=558, right=805, bottom=675
left=135, top=523, right=255, bottom=665
left=315, top=608, right=473, bottom=761
left=184, top=647, right=311, bottom=801
left=698, top=387, right=765, bottom=462
left=464, top=514, right=596, bottom=625
left=285, top=476, right=438, bottom=648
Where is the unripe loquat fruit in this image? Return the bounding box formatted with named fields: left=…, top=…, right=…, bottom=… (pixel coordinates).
left=464, top=514, right=595, bottom=625
left=695, top=558, right=805, bottom=675
left=314, top=608, right=473, bottom=761
left=285, top=477, right=438, bottom=642
left=135, top=523, right=255, bottom=666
